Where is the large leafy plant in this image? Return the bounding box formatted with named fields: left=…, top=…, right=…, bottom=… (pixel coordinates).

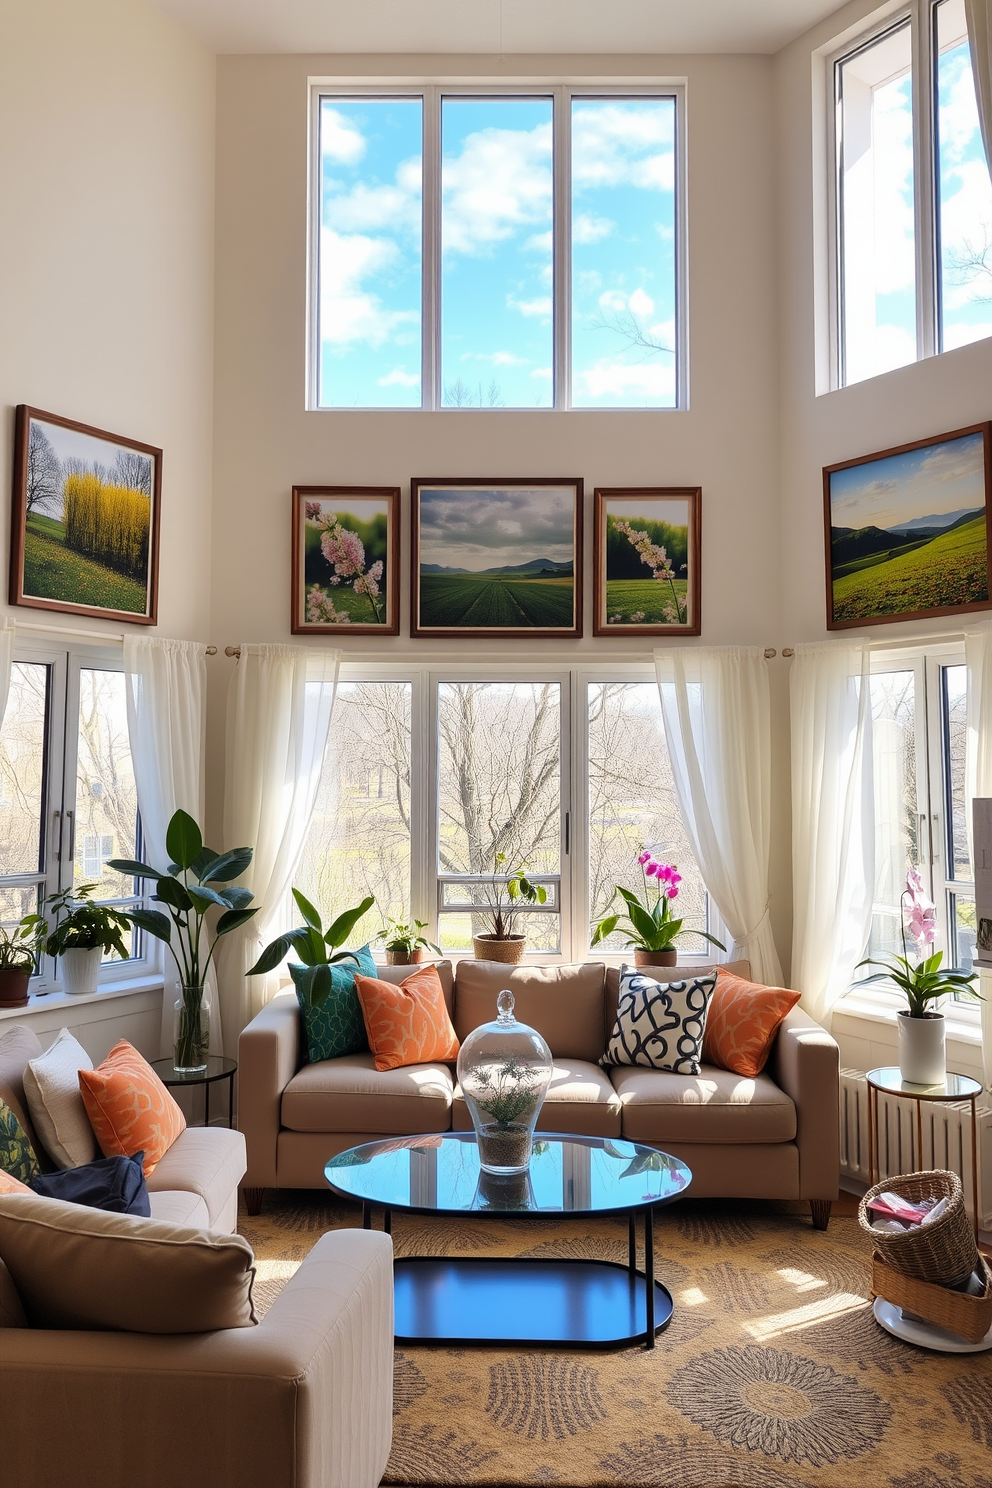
left=247, top=888, right=375, bottom=1009
left=591, top=852, right=725, bottom=954
left=857, top=868, right=977, bottom=1017
left=107, top=809, right=258, bottom=988
left=43, top=882, right=130, bottom=958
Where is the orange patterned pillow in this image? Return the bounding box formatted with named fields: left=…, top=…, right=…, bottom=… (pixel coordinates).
left=0, top=1170, right=32, bottom=1195
left=702, top=970, right=801, bottom=1078
left=78, top=1040, right=186, bottom=1177
left=354, top=965, right=460, bottom=1072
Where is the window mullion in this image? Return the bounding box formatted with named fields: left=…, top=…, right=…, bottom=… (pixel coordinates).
left=555, top=86, right=571, bottom=411
left=422, top=87, right=441, bottom=411
left=913, top=0, right=939, bottom=359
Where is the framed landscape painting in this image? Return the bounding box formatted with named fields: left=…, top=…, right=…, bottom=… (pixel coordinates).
left=292, top=485, right=399, bottom=634
left=10, top=405, right=161, bottom=624
left=411, top=478, right=583, bottom=638
left=824, top=424, right=992, bottom=629
left=594, top=486, right=701, bottom=636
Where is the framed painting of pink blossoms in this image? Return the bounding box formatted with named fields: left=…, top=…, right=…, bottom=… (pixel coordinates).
left=593, top=487, right=701, bottom=637
left=292, top=486, right=399, bottom=635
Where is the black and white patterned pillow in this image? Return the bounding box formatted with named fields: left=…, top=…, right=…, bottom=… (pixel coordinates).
left=602, top=968, right=717, bottom=1075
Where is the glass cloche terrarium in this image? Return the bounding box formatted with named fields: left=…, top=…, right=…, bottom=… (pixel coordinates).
left=457, top=990, right=554, bottom=1175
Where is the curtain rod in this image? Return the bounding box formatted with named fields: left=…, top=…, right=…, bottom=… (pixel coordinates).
left=13, top=619, right=217, bottom=655
left=763, top=648, right=794, bottom=659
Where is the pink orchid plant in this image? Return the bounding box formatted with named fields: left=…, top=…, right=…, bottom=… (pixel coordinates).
left=591, top=851, right=725, bottom=953
left=856, top=867, right=976, bottom=1018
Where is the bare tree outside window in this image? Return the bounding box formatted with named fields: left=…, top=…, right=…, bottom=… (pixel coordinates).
left=0, top=662, right=48, bottom=923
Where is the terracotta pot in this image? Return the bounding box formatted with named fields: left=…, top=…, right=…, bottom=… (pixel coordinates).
left=0, top=968, right=31, bottom=1007
left=472, top=934, right=527, bottom=965
left=385, top=948, right=428, bottom=965
left=634, top=948, right=677, bottom=968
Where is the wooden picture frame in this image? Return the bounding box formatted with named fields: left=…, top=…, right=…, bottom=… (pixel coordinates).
left=411, top=478, right=583, bottom=639
left=824, top=423, right=992, bottom=630
left=593, top=486, right=702, bottom=637
left=292, top=485, right=400, bottom=635
left=10, top=405, right=162, bottom=625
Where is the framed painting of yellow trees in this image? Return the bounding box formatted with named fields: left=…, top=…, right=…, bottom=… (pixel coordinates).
left=10, top=406, right=161, bottom=624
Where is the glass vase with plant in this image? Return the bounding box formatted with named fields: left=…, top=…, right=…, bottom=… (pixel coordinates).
left=375, top=917, right=441, bottom=965
left=457, top=990, right=554, bottom=1174
left=43, top=882, right=131, bottom=997
left=247, top=888, right=375, bottom=1009
left=591, top=851, right=725, bottom=967
left=0, top=913, right=45, bottom=1008
left=108, top=810, right=259, bottom=1074
left=472, top=854, right=548, bottom=965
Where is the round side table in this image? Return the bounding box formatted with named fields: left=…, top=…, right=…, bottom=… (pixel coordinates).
left=150, top=1056, right=237, bottom=1129
left=865, top=1067, right=983, bottom=1237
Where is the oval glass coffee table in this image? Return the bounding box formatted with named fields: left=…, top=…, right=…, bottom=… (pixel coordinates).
left=325, top=1132, right=691, bottom=1350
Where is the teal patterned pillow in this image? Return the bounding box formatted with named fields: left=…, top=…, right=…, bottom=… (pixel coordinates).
left=296, top=944, right=377, bottom=1064
left=0, top=1096, right=40, bottom=1183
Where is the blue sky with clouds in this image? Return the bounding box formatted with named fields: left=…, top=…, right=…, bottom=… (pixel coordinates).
left=829, top=431, right=986, bottom=531
left=419, top=485, right=576, bottom=570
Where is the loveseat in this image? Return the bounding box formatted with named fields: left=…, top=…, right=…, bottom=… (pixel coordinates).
left=239, top=959, right=840, bottom=1227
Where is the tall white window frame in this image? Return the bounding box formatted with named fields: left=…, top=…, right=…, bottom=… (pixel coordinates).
left=306, top=82, right=689, bottom=412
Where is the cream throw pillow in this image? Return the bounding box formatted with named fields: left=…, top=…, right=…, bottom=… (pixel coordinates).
left=0, top=1193, right=257, bottom=1333
left=22, top=1028, right=97, bottom=1169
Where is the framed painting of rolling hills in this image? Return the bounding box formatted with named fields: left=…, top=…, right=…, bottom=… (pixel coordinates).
left=411, top=478, right=582, bottom=638
left=824, top=424, right=992, bottom=630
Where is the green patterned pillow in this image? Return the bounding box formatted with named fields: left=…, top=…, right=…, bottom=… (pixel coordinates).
left=295, top=944, right=377, bottom=1064
left=0, top=1096, right=40, bottom=1183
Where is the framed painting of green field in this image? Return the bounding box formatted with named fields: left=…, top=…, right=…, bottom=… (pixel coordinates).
left=824, top=424, right=992, bottom=630
left=10, top=406, right=161, bottom=624
left=292, top=485, right=399, bottom=634
left=593, top=487, right=701, bottom=637
left=411, top=478, right=583, bottom=638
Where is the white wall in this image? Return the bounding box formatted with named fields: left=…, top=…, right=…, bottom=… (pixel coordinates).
left=0, top=0, right=217, bottom=643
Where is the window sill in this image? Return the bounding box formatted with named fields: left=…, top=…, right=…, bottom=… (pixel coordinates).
left=836, top=990, right=981, bottom=1046
left=0, top=974, right=163, bottom=1023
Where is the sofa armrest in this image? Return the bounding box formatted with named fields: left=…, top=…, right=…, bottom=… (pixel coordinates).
left=238, top=992, right=302, bottom=1188
left=0, top=1229, right=394, bottom=1488
left=767, top=1005, right=840, bottom=1200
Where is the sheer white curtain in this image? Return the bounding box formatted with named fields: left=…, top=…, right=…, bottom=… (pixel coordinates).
left=966, top=1, right=992, bottom=167
left=654, top=646, right=784, bottom=985
left=790, top=639, right=874, bottom=1027
left=964, top=623, right=992, bottom=1093
left=0, top=622, right=15, bottom=729
left=220, top=644, right=339, bottom=1049
left=122, top=636, right=210, bottom=1054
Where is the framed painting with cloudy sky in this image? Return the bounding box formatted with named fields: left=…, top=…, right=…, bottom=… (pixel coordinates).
left=411, top=479, right=582, bottom=637
left=823, top=423, right=992, bottom=629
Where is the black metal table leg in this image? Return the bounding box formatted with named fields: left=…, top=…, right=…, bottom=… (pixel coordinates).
left=228, top=1071, right=235, bottom=1128
left=644, top=1206, right=655, bottom=1348
left=628, top=1213, right=637, bottom=1273
left=362, top=1202, right=372, bottom=1230
left=384, top=1207, right=392, bottom=1236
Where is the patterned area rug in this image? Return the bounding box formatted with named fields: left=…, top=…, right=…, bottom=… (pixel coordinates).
left=240, top=1193, right=992, bottom=1488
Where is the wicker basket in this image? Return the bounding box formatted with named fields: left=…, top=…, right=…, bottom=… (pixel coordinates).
left=858, top=1169, right=980, bottom=1288
left=472, top=936, right=526, bottom=965
left=871, top=1253, right=992, bottom=1345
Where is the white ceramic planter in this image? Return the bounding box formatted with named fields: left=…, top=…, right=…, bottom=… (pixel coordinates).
left=61, top=946, right=102, bottom=997
left=897, top=1010, right=946, bottom=1086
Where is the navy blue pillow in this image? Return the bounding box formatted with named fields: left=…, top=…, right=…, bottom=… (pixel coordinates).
left=28, top=1151, right=150, bottom=1216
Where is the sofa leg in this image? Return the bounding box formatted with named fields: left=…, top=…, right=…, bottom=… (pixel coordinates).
left=243, top=1187, right=265, bottom=1216
left=810, top=1199, right=832, bottom=1231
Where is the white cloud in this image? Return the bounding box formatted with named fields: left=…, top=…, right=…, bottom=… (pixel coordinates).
left=378, top=368, right=420, bottom=387
left=577, top=359, right=676, bottom=401
left=943, top=319, right=992, bottom=349
left=530, top=368, right=553, bottom=381
left=507, top=294, right=553, bottom=320
left=320, top=226, right=418, bottom=349
left=628, top=287, right=655, bottom=319
left=572, top=102, right=674, bottom=194
left=460, top=351, right=530, bottom=366
left=442, top=122, right=552, bottom=255
left=525, top=230, right=553, bottom=254
left=573, top=213, right=614, bottom=244
left=321, top=107, right=366, bottom=166
left=328, top=157, right=422, bottom=237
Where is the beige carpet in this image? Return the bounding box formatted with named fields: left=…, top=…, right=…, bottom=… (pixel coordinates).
left=240, top=1192, right=992, bottom=1488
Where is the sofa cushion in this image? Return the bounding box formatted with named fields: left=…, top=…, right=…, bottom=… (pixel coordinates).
left=453, top=1058, right=622, bottom=1139
left=0, top=1255, right=27, bottom=1328
left=355, top=964, right=459, bottom=1071
left=29, top=1150, right=150, bottom=1216
left=281, top=1054, right=453, bottom=1135
left=0, top=1169, right=31, bottom=1194
left=297, top=943, right=376, bottom=1063
left=372, top=958, right=455, bottom=1017
left=148, top=1189, right=211, bottom=1228
left=78, top=1039, right=186, bottom=1176
left=0, top=1094, right=40, bottom=1183
left=22, top=1027, right=98, bottom=1168
left=0, top=1192, right=257, bottom=1333
left=602, top=969, right=717, bottom=1075
left=703, top=971, right=801, bottom=1077
left=604, top=959, right=752, bottom=1047
left=454, top=961, right=606, bottom=1061
left=144, top=1126, right=247, bottom=1229
left=0, top=1025, right=46, bottom=1165
left=610, top=1063, right=797, bottom=1144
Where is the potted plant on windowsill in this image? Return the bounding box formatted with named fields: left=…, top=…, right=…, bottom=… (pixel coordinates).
left=375, top=918, right=441, bottom=966
left=43, top=882, right=131, bottom=997
left=0, top=914, right=45, bottom=1007
left=857, top=868, right=979, bottom=1085
left=472, top=856, right=548, bottom=965
left=247, top=889, right=376, bottom=1008
left=591, top=852, right=725, bottom=967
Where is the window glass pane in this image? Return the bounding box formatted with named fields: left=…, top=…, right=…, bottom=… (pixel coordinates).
left=949, top=889, right=977, bottom=977
left=941, top=663, right=970, bottom=878
left=838, top=23, right=917, bottom=384
left=318, top=98, right=423, bottom=408
left=588, top=683, right=709, bottom=953
left=571, top=98, right=677, bottom=409
left=0, top=662, right=49, bottom=877
left=296, top=682, right=412, bottom=946
left=441, top=97, right=553, bottom=407
left=935, top=0, right=992, bottom=350
left=868, top=670, right=918, bottom=962
left=75, top=670, right=139, bottom=903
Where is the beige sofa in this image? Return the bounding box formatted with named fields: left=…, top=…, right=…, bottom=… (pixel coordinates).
left=0, top=1024, right=246, bottom=1233
left=239, top=959, right=840, bottom=1228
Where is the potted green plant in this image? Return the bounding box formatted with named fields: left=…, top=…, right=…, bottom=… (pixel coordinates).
left=472, top=855, right=548, bottom=965
left=108, top=810, right=260, bottom=1073
left=857, top=869, right=979, bottom=1084
left=0, top=914, right=45, bottom=1008
left=43, top=882, right=131, bottom=997
left=591, top=852, right=725, bottom=967
left=247, top=889, right=375, bottom=1009
left=375, top=917, right=441, bottom=966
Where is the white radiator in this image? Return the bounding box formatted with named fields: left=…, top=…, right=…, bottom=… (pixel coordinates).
left=839, top=1068, right=992, bottom=1229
